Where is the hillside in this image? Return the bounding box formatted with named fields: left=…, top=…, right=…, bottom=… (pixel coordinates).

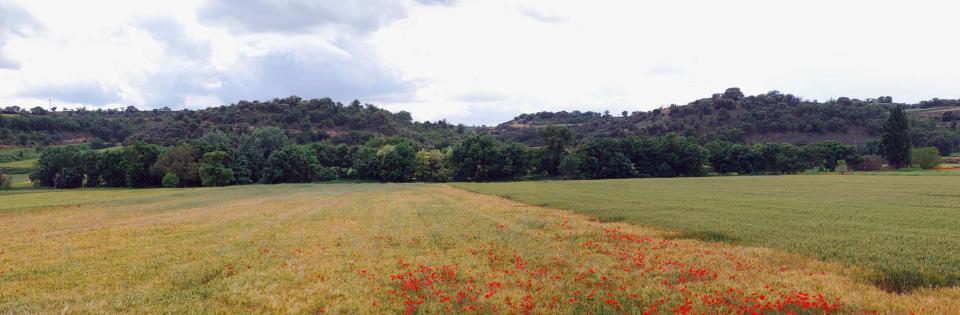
left=2, top=89, right=958, bottom=154
left=0, top=97, right=468, bottom=148
left=488, top=88, right=960, bottom=153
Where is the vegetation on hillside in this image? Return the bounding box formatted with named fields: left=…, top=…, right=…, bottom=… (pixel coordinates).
left=3, top=89, right=958, bottom=155
left=0, top=97, right=467, bottom=148
left=491, top=89, right=960, bottom=154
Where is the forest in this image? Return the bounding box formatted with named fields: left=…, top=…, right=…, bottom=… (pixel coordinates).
left=22, top=105, right=944, bottom=189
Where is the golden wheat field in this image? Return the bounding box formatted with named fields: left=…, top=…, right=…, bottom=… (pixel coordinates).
left=1, top=184, right=959, bottom=314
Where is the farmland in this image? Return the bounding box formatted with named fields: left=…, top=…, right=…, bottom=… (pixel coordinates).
left=454, top=175, right=960, bottom=293
left=2, top=183, right=959, bottom=314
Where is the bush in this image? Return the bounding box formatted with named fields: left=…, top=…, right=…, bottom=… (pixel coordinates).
left=0, top=174, right=11, bottom=190
left=856, top=155, right=887, bottom=171
left=314, top=167, right=337, bottom=182
left=911, top=147, right=942, bottom=169
left=835, top=160, right=849, bottom=174
left=161, top=173, right=180, bottom=188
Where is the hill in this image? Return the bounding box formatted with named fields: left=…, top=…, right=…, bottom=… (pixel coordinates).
left=2, top=89, right=958, bottom=154
left=0, top=97, right=468, bottom=148
left=489, top=88, right=960, bottom=154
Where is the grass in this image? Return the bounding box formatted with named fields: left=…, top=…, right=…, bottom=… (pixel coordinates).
left=851, top=169, right=960, bottom=176
left=454, top=175, right=960, bottom=293
left=3, top=184, right=958, bottom=313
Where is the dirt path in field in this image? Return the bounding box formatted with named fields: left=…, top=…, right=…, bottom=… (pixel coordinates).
left=1, top=184, right=958, bottom=314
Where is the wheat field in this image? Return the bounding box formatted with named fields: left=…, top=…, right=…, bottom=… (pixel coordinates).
left=1, top=183, right=958, bottom=313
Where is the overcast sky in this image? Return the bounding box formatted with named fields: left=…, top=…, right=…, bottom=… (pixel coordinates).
left=1, top=0, right=959, bottom=125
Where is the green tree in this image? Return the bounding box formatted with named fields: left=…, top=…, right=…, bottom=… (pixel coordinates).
left=706, top=141, right=754, bottom=174
left=500, top=143, right=531, bottom=179
left=262, top=145, right=322, bottom=184
left=561, top=138, right=634, bottom=179
left=881, top=106, right=911, bottom=169
left=538, top=125, right=572, bottom=176
left=120, top=142, right=162, bottom=188
left=377, top=139, right=417, bottom=182
left=30, top=146, right=85, bottom=188
left=414, top=149, right=450, bottom=182
left=911, top=147, right=941, bottom=169
left=450, top=135, right=507, bottom=181
left=98, top=150, right=127, bottom=187
left=161, top=173, right=180, bottom=188
left=652, top=134, right=706, bottom=177
left=354, top=147, right=381, bottom=180
left=199, top=151, right=234, bottom=187
left=150, top=144, right=200, bottom=187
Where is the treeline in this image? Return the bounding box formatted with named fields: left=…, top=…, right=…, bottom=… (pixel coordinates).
left=30, top=126, right=932, bottom=189
left=1, top=97, right=468, bottom=148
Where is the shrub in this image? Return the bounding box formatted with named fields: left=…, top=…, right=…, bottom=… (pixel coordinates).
left=314, top=167, right=337, bottom=182
left=911, top=147, right=941, bottom=169
left=0, top=174, right=11, bottom=190
left=835, top=160, right=849, bottom=174
left=161, top=173, right=180, bottom=188
left=856, top=155, right=887, bottom=171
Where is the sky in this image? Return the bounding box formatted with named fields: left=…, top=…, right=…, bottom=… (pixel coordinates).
left=1, top=0, right=959, bottom=125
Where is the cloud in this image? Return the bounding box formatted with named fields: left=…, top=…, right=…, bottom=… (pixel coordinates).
left=20, top=81, right=123, bottom=105
left=648, top=64, right=682, bottom=76
left=416, top=0, right=458, bottom=6
left=216, top=49, right=416, bottom=104
left=199, top=0, right=407, bottom=35
left=0, top=0, right=39, bottom=69
left=519, top=7, right=567, bottom=24
left=456, top=91, right=506, bottom=103
left=137, top=16, right=211, bottom=60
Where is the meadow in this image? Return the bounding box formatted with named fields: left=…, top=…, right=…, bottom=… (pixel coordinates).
left=2, top=183, right=959, bottom=314
left=454, top=175, right=960, bottom=293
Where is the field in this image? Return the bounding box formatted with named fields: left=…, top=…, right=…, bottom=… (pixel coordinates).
left=454, top=175, right=960, bottom=293
left=2, top=183, right=959, bottom=314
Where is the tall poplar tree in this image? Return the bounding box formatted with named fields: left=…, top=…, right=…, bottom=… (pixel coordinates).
left=881, top=106, right=911, bottom=169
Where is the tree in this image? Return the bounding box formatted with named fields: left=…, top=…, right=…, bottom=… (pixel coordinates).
left=354, top=147, right=381, bottom=180
left=98, top=150, right=128, bottom=187
left=722, top=87, right=744, bottom=101
left=199, top=151, right=234, bottom=187
left=881, top=106, right=911, bottom=169
left=706, top=141, right=754, bottom=174
left=835, top=160, right=850, bottom=174
left=800, top=141, right=862, bottom=170
left=150, top=144, right=200, bottom=187
left=538, top=125, right=572, bottom=176
left=651, top=134, right=706, bottom=177
left=415, top=149, right=450, bottom=182
left=911, top=147, right=941, bottom=169
left=560, top=138, right=634, bottom=179
left=262, top=145, right=322, bottom=184
left=450, top=135, right=505, bottom=181
left=30, top=146, right=85, bottom=188
left=377, top=139, right=417, bottom=182
left=500, top=143, right=531, bottom=179
left=161, top=173, right=180, bottom=188
left=121, top=142, right=162, bottom=188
